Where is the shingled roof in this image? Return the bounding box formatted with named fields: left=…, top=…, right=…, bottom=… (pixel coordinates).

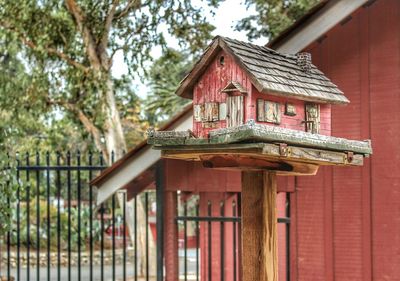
left=176, top=36, right=349, bottom=104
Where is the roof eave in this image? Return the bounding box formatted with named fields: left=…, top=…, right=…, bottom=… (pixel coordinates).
left=90, top=103, right=193, bottom=187
left=175, top=37, right=222, bottom=99
left=260, top=87, right=350, bottom=105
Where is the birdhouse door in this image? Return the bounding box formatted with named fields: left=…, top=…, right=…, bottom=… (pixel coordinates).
left=305, top=103, right=320, bottom=134
left=227, top=95, right=244, bottom=127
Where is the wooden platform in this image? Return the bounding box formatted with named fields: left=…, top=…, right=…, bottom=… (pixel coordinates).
left=154, top=142, right=364, bottom=176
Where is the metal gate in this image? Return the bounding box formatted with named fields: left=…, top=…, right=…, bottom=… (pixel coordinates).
left=175, top=192, right=291, bottom=281
left=0, top=151, right=156, bottom=281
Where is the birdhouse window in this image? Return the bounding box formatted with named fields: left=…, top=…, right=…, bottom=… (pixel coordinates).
left=205, top=102, right=219, bottom=121
left=194, top=103, right=220, bottom=124
left=257, top=99, right=281, bottom=124
left=219, top=56, right=225, bottom=66
left=285, top=103, right=297, bottom=116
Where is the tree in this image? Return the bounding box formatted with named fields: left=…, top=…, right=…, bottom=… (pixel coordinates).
left=0, top=1, right=222, bottom=275
left=0, top=0, right=221, bottom=162
left=236, top=0, right=320, bottom=41
left=145, top=48, right=192, bottom=125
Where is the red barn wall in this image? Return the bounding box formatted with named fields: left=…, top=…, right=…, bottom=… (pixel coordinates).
left=285, top=1, right=400, bottom=280
left=164, top=159, right=289, bottom=280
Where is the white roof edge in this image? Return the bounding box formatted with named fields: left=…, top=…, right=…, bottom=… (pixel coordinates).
left=274, top=0, right=368, bottom=53
left=96, top=110, right=193, bottom=204
left=96, top=0, right=367, bottom=204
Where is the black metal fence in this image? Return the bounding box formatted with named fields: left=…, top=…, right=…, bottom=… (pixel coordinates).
left=1, top=152, right=291, bottom=281
left=176, top=192, right=291, bottom=281
left=0, top=152, right=156, bottom=281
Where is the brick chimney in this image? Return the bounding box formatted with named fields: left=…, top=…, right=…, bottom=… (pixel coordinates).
left=296, top=52, right=312, bottom=72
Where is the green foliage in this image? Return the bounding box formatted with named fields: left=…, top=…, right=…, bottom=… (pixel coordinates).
left=0, top=0, right=223, bottom=156
left=0, top=154, right=18, bottom=236
left=236, top=0, right=320, bottom=41
left=145, top=48, right=192, bottom=125
left=9, top=201, right=102, bottom=251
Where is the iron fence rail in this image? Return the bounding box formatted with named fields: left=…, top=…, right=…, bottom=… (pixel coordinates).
left=176, top=192, right=291, bottom=281
left=1, top=152, right=292, bottom=281
left=0, top=152, right=154, bottom=281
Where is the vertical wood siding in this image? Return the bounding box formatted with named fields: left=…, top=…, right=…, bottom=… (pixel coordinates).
left=287, top=1, right=400, bottom=280
left=193, top=50, right=252, bottom=138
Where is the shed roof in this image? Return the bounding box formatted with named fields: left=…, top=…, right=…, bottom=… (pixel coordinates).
left=176, top=36, right=349, bottom=105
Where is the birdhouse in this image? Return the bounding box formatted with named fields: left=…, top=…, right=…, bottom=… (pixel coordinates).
left=148, top=36, right=372, bottom=174
left=147, top=36, right=372, bottom=281
left=178, top=36, right=349, bottom=139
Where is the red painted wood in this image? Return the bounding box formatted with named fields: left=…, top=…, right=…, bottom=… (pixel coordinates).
left=287, top=1, right=400, bottom=280
left=165, top=159, right=288, bottom=193
left=277, top=192, right=288, bottom=281
left=359, top=8, right=372, bottom=281
left=251, top=89, right=332, bottom=135
left=294, top=175, right=326, bottom=280
left=368, top=1, right=400, bottom=279
left=163, top=3, right=400, bottom=280
left=193, top=50, right=252, bottom=138
left=192, top=50, right=332, bottom=138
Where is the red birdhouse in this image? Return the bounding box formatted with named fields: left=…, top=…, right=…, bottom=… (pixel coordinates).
left=177, top=36, right=348, bottom=139
left=148, top=36, right=371, bottom=174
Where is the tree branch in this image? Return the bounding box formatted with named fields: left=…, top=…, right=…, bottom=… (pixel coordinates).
left=65, top=0, right=102, bottom=70
left=100, top=0, right=119, bottom=53
left=0, top=21, right=89, bottom=73
left=47, top=98, right=109, bottom=161
left=114, top=0, right=141, bottom=20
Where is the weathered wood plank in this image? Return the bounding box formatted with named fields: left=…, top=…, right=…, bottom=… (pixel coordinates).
left=209, top=122, right=372, bottom=154
left=157, top=142, right=364, bottom=167
left=148, top=123, right=372, bottom=155
left=242, top=171, right=278, bottom=281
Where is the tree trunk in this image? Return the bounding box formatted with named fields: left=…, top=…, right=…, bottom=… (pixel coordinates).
left=104, top=76, right=156, bottom=277
left=104, top=77, right=127, bottom=160
left=64, top=0, right=156, bottom=276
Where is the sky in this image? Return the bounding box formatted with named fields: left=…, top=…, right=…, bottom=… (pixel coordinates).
left=112, top=0, right=267, bottom=98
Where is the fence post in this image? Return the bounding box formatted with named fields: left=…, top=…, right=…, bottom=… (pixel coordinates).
left=156, top=160, right=165, bottom=281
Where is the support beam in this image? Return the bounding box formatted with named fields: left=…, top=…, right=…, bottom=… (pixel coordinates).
left=242, top=171, right=278, bottom=281
left=156, top=161, right=165, bottom=281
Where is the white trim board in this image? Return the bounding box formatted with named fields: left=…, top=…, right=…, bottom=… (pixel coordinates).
left=272, top=0, right=368, bottom=53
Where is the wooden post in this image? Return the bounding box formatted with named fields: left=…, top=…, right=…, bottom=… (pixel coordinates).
left=164, top=191, right=179, bottom=281
left=242, top=171, right=278, bottom=281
